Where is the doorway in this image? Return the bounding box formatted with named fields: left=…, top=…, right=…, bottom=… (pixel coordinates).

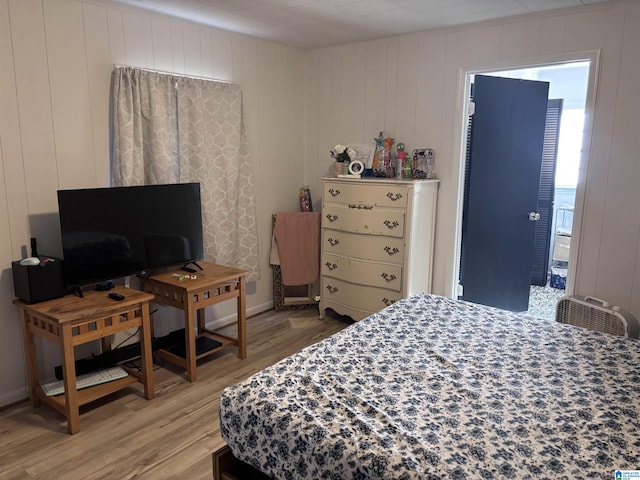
left=456, top=58, right=593, bottom=320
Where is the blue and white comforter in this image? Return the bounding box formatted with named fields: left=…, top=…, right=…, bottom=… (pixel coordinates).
left=220, top=294, right=640, bottom=479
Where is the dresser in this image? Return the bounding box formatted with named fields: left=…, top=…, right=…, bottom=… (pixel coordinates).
left=319, top=177, right=439, bottom=321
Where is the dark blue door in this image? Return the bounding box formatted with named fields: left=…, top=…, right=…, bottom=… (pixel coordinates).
left=461, top=75, right=549, bottom=311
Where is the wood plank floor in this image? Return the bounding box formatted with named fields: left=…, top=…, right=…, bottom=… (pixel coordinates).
left=0, top=308, right=351, bottom=480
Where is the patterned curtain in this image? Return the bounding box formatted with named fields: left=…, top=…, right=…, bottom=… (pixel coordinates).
left=176, top=77, right=259, bottom=280
left=111, top=67, right=260, bottom=281
left=111, top=67, right=179, bottom=185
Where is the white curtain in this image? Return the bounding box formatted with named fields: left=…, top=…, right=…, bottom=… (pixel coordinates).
left=112, top=67, right=260, bottom=281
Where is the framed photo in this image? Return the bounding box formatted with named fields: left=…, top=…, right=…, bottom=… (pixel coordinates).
left=348, top=144, right=376, bottom=169
left=348, top=160, right=364, bottom=175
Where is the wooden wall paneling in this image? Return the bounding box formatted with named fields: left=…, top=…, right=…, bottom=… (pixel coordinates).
left=254, top=43, right=286, bottom=301
left=0, top=3, right=26, bottom=404
left=383, top=39, right=399, bottom=136
left=571, top=7, right=626, bottom=297
left=467, top=25, right=502, bottom=68
left=316, top=48, right=338, bottom=178
left=499, top=21, right=530, bottom=62
left=122, top=8, right=153, bottom=68
left=338, top=44, right=366, bottom=144
left=9, top=0, right=58, bottom=217
left=44, top=0, right=96, bottom=191
left=595, top=2, right=640, bottom=307
left=106, top=7, right=125, bottom=66
left=563, top=10, right=606, bottom=53
left=237, top=37, right=259, bottom=150
left=290, top=48, right=306, bottom=181
left=211, top=29, right=233, bottom=82
left=0, top=0, right=29, bottom=256
left=363, top=40, right=388, bottom=150
left=394, top=36, right=420, bottom=149
left=0, top=0, right=30, bottom=405
left=150, top=14, right=174, bottom=72
left=170, top=19, right=185, bottom=74
left=304, top=52, right=320, bottom=205
left=607, top=3, right=640, bottom=316
left=82, top=2, right=112, bottom=187
left=414, top=33, right=446, bottom=151
left=256, top=43, right=282, bottom=189
left=537, top=15, right=567, bottom=57
left=200, top=28, right=213, bottom=79
left=283, top=47, right=306, bottom=182
left=183, top=21, right=203, bottom=76
left=328, top=48, right=344, bottom=139
left=523, top=19, right=544, bottom=60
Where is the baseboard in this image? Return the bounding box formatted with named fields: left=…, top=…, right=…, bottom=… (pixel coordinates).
left=0, top=386, right=28, bottom=409
left=205, top=300, right=274, bottom=330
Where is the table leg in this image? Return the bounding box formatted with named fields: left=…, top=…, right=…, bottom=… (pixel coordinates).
left=60, top=324, right=80, bottom=434
left=237, top=276, right=247, bottom=359
left=19, top=310, right=41, bottom=408
left=139, top=302, right=155, bottom=399
left=185, top=299, right=197, bottom=382
left=197, top=307, right=206, bottom=334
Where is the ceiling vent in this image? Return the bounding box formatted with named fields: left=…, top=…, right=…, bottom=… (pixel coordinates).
left=556, top=295, right=640, bottom=339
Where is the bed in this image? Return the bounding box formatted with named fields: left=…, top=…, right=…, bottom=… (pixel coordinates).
left=217, top=294, right=640, bottom=479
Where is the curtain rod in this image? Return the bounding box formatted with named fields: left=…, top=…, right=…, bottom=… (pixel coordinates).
left=114, top=64, right=232, bottom=84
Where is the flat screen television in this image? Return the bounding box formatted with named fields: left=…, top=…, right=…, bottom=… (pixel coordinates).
left=57, top=182, right=204, bottom=290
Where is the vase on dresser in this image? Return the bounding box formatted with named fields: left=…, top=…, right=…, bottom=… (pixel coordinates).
left=319, top=177, right=439, bottom=321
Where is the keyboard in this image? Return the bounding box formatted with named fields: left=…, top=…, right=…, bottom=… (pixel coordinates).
left=40, top=366, right=129, bottom=396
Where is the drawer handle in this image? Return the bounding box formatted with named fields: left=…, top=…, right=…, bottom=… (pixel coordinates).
left=328, top=188, right=341, bottom=197
left=327, top=237, right=340, bottom=247
left=384, top=220, right=400, bottom=229
left=326, top=285, right=339, bottom=294
left=348, top=203, right=373, bottom=210
left=325, top=262, right=338, bottom=271
left=326, top=213, right=339, bottom=222
left=382, top=297, right=396, bottom=306
left=386, top=192, right=403, bottom=201
left=384, top=246, right=400, bottom=255
left=381, top=273, right=397, bottom=282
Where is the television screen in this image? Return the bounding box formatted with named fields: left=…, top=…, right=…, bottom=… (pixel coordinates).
left=57, top=183, right=204, bottom=289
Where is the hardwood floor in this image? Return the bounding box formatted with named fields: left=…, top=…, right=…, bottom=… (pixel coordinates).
left=0, top=308, right=351, bottom=480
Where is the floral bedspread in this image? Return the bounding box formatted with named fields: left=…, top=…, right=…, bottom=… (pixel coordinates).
left=219, top=294, right=640, bottom=479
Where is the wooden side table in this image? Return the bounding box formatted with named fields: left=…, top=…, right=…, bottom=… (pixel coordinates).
left=15, top=285, right=155, bottom=434
left=141, top=262, right=248, bottom=382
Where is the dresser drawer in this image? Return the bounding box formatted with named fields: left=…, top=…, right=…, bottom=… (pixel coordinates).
left=322, top=229, right=404, bottom=264
left=321, top=276, right=402, bottom=313
left=322, top=205, right=405, bottom=238
left=324, top=181, right=408, bottom=209
left=322, top=254, right=402, bottom=291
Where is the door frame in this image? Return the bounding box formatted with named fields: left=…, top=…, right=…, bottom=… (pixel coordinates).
left=450, top=50, right=601, bottom=299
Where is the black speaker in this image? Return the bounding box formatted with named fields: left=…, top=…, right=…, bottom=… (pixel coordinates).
left=12, top=257, right=67, bottom=303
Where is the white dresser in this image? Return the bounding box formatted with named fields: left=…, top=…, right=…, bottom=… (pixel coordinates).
left=319, top=177, right=439, bottom=321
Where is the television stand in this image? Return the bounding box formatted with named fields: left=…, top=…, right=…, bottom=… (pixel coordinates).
left=142, top=261, right=248, bottom=382
left=14, top=286, right=155, bottom=434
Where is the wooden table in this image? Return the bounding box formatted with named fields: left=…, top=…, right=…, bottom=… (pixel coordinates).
left=15, top=285, right=155, bottom=434
left=141, top=262, right=248, bottom=382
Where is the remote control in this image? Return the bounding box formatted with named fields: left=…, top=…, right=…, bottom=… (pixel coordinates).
left=107, top=292, right=125, bottom=301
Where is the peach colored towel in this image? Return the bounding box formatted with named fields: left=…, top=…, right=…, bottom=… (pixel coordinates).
left=273, top=212, right=321, bottom=286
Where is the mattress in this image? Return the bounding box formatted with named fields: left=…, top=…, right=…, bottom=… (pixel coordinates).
left=219, top=294, right=640, bottom=479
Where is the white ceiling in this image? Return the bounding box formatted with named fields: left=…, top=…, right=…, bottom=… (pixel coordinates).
left=108, top=0, right=612, bottom=49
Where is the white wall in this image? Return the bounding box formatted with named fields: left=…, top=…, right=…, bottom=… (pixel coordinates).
left=305, top=0, right=640, bottom=318
left=0, top=0, right=305, bottom=406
